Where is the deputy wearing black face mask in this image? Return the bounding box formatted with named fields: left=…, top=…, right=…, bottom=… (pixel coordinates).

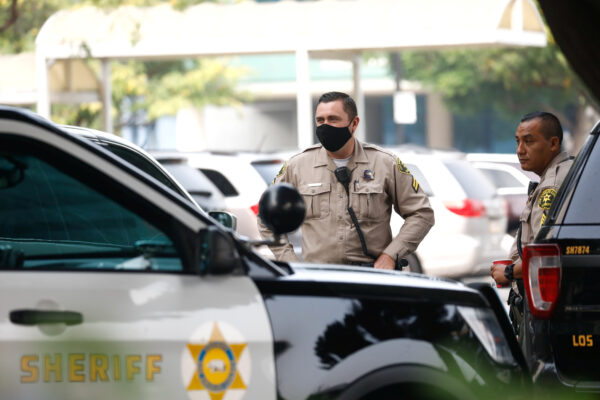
left=258, top=91, right=434, bottom=269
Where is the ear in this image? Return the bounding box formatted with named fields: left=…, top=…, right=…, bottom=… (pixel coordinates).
left=350, top=116, right=360, bottom=134
left=549, top=136, right=560, bottom=152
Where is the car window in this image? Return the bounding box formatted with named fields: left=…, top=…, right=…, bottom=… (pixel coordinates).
left=200, top=168, right=239, bottom=197
left=252, top=160, right=284, bottom=185
left=160, top=162, right=213, bottom=194
left=405, top=163, right=433, bottom=196
left=443, top=160, right=496, bottom=200
left=478, top=168, right=524, bottom=189
left=563, top=141, right=600, bottom=224
left=0, top=151, right=182, bottom=272
left=161, top=162, right=226, bottom=210
left=104, top=143, right=184, bottom=196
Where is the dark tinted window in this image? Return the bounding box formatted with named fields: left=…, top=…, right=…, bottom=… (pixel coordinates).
left=564, top=141, right=600, bottom=223
left=200, top=168, right=239, bottom=197
left=478, top=168, right=524, bottom=188
left=444, top=160, right=496, bottom=200
left=0, top=151, right=181, bottom=271
left=252, top=160, right=285, bottom=185
left=405, top=163, right=433, bottom=196
left=104, top=143, right=183, bottom=195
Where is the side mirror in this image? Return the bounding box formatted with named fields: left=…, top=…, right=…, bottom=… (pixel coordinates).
left=209, top=211, right=237, bottom=231
left=0, top=156, right=26, bottom=189
left=258, top=183, right=305, bottom=235
left=197, top=226, right=244, bottom=275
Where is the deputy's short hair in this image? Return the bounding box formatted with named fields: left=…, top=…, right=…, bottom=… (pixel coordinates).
left=318, top=92, right=357, bottom=121
left=520, top=111, right=563, bottom=144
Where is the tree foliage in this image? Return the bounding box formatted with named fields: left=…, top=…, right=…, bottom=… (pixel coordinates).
left=400, top=38, right=599, bottom=147
left=0, top=0, right=247, bottom=133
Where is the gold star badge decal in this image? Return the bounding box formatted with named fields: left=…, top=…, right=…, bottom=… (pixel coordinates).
left=186, top=323, right=247, bottom=400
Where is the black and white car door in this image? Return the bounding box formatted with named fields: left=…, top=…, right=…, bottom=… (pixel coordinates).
left=0, top=112, right=276, bottom=400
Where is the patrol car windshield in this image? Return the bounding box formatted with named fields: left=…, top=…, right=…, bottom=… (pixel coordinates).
left=0, top=152, right=181, bottom=271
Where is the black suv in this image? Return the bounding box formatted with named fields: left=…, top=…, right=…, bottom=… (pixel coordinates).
left=521, top=120, right=600, bottom=396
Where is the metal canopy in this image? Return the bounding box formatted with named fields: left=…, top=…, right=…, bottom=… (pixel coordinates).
left=35, top=0, right=547, bottom=147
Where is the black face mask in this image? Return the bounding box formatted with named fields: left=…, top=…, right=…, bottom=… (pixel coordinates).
left=316, top=123, right=353, bottom=152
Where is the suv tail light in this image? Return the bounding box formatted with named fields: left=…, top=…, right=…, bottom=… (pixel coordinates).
left=250, top=203, right=260, bottom=216
left=443, top=199, right=486, bottom=217
left=522, top=244, right=561, bottom=319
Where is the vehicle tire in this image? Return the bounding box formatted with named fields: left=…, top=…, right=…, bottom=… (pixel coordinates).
left=404, top=253, right=422, bottom=274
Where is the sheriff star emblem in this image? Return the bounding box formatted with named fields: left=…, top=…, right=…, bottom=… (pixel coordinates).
left=538, top=188, right=557, bottom=210
left=186, top=323, right=247, bottom=400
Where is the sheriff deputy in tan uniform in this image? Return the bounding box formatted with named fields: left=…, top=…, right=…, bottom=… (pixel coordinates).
left=258, top=91, right=434, bottom=270
left=491, top=112, right=573, bottom=335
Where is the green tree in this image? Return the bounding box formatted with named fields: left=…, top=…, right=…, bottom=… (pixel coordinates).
left=400, top=37, right=599, bottom=151
left=0, top=0, right=247, bottom=134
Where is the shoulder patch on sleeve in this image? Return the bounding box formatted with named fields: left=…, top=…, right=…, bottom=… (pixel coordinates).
left=396, top=157, right=411, bottom=175
left=538, top=188, right=557, bottom=210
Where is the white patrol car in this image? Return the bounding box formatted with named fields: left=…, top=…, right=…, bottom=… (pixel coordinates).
left=0, top=106, right=529, bottom=400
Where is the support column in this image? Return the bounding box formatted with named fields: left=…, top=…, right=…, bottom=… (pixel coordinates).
left=101, top=59, right=113, bottom=133
left=352, top=55, right=366, bottom=142
left=35, top=51, right=50, bottom=118
left=426, top=92, right=453, bottom=149
left=296, top=48, right=312, bottom=149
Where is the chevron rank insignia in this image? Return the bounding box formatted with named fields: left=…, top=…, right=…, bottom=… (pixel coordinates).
left=412, top=177, right=419, bottom=193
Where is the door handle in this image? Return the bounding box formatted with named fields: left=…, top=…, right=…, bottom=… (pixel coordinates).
left=9, top=309, right=83, bottom=326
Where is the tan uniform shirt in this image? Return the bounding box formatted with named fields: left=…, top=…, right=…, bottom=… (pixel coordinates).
left=258, top=139, right=435, bottom=264
left=510, top=151, right=573, bottom=262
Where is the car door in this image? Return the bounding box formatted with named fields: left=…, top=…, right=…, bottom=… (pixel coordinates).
left=0, top=110, right=276, bottom=400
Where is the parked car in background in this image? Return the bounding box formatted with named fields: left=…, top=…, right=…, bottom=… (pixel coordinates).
left=150, top=154, right=227, bottom=213
left=152, top=151, right=266, bottom=241
left=470, top=161, right=530, bottom=233
left=248, top=151, right=297, bottom=185
left=245, top=150, right=304, bottom=256
left=388, top=150, right=509, bottom=278
left=466, top=153, right=539, bottom=182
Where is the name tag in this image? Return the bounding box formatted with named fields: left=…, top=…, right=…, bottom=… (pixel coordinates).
left=307, top=183, right=322, bottom=187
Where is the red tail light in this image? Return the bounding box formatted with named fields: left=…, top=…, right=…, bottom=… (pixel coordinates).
left=522, top=244, right=561, bottom=319
left=250, top=203, right=260, bottom=216
left=443, top=199, right=486, bottom=217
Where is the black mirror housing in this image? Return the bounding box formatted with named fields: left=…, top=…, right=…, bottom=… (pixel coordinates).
left=197, top=226, right=244, bottom=275
left=258, top=183, right=305, bottom=235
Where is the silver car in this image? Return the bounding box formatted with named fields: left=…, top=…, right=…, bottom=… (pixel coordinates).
left=389, top=150, right=509, bottom=278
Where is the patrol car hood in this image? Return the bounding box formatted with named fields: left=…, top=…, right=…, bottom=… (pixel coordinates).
left=283, top=263, right=488, bottom=307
